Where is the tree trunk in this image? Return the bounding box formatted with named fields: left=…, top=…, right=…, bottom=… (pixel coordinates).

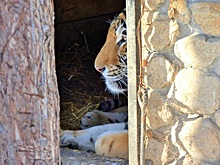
left=0, top=0, right=60, bottom=164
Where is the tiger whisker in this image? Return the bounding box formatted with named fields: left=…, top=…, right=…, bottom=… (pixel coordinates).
left=120, top=79, right=127, bottom=87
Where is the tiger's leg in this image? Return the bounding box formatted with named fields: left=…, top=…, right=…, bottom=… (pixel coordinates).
left=80, top=106, right=128, bottom=129
left=95, top=130, right=128, bottom=159
left=60, top=123, right=128, bottom=152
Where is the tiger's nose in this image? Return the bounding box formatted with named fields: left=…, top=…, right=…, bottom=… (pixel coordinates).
left=95, top=66, right=106, bottom=73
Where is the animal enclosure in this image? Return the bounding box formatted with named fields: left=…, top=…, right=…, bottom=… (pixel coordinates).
left=54, top=0, right=126, bottom=130
left=55, top=1, right=142, bottom=164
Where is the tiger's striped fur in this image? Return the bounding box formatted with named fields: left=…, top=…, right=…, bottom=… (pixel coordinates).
left=60, top=9, right=129, bottom=159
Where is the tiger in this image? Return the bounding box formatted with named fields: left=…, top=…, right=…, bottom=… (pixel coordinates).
left=60, top=9, right=129, bottom=159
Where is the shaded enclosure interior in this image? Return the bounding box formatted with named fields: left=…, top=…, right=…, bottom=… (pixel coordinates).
left=54, top=0, right=126, bottom=130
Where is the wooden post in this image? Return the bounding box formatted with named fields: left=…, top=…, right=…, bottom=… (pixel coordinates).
left=0, top=0, right=60, bottom=164
left=126, top=0, right=141, bottom=164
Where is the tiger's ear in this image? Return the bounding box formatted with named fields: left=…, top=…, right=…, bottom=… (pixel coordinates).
left=118, top=9, right=126, bottom=20
left=94, top=8, right=126, bottom=71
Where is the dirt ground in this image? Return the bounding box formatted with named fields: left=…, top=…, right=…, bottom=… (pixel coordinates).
left=60, top=148, right=128, bottom=165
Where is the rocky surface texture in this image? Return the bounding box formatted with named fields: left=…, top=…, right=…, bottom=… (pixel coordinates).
left=141, top=0, right=220, bottom=164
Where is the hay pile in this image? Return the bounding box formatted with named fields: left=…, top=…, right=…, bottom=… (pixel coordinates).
left=56, top=28, right=110, bottom=130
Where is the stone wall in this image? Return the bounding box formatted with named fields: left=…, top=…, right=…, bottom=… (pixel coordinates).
left=141, top=0, right=220, bottom=164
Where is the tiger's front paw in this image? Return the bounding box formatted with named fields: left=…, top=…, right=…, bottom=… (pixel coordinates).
left=60, top=131, right=78, bottom=149
left=80, top=110, right=108, bottom=129
left=60, top=129, right=96, bottom=152
left=80, top=110, right=127, bottom=129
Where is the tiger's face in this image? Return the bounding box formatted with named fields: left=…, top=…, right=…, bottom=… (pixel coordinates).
left=95, top=9, right=127, bottom=95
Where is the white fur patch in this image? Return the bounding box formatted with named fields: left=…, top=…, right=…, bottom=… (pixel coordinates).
left=105, top=79, right=127, bottom=95
left=60, top=123, right=127, bottom=152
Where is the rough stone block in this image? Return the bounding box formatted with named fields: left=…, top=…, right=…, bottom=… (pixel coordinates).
left=168, top=0, right=191, bottom=24
left=161, top=137, right=179, bottom=164
left=159, top=103, right=173, bottom=124
left=191, top=2, right=220, bottom=36
left=182, top=155, right=216, bottom=165
left=208, top=56, right=220, bottom=77
left=170, top=68, right=220, bottom=114
left=145, top=137, right=164, bottom=164
left=147, top=55, right=176, bottom=89
left=145, top=0, right=165, bottom=11
left=169, top=19, right=180, bottom=44
left=174, top=34, right=220, bottom=68
left=144, top=14, right=170, bottom=51
left=179, top=117, right=220, bottom=161
left=146, top=90, right=166, bottom=129
left=214, top=109, right=220, bottom=128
